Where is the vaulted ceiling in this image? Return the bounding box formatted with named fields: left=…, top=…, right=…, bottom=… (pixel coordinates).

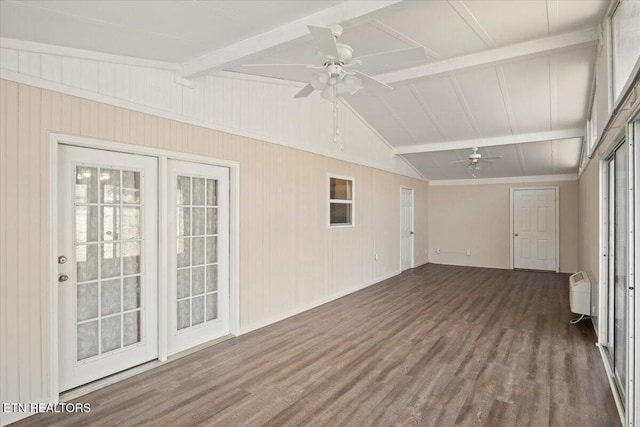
left=0, top=0, right=610, bottom=180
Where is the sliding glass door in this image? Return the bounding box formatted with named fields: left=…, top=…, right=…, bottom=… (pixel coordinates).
left=605, top=139, right=630, bottom=404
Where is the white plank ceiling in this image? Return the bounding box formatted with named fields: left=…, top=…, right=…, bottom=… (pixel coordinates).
left=0, top=0, right=610, bottom=180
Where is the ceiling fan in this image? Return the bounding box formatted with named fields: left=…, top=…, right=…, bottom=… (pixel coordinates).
left=449, top=147, right=502, bottom=176
left=242, top=24, right=427, bottom=100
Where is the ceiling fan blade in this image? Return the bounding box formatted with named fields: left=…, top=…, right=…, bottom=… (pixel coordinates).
left=352, top=71, right=393, bottom=94
left=307, top=25, right=339, bottom=58
left=353, top=46, right=427, bottom=70
left=449, top=159, right=470, bottom=164
left=294, top=84, right=315, bottom=98
left=482, top=159, right=496, bottom=164
left=482, top=156, right=502, bottom=160
left=242, top=63, right=314, bottom=70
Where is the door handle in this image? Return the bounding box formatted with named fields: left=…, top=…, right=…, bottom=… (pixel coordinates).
left=514, top=233, right=519, bottom=237
left=58, top=274, right=69, bottom=282
left=410, top=231, right=414, bottom=235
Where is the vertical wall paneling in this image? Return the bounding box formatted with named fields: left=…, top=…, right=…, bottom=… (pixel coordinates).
left=0, top=81, right=429, bottom=422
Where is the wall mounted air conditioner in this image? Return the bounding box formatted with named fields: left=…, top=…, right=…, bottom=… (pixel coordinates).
left=569, top=271, right=591, bottom=315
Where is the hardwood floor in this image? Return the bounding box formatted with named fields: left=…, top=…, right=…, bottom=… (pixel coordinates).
left=16, top=264, right=619, bottom=426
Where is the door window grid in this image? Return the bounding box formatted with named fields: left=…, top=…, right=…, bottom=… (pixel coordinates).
left=74, top=166, right=144, bottom=362
left=176, top=176, right=219, bottom=331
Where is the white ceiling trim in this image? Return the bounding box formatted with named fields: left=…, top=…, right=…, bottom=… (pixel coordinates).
left=377, top=26, right=599, bottom=85
left=495, top=66, right=518, bottom=133
left=429, top=173, right=578, bottom=186
left=447, top=0, right=495, bottom=48
left=178, top=0, right=402, bottom=79
left=0, top=37, right=178, bottom=70
left=393, top=127, right=584, bottom=154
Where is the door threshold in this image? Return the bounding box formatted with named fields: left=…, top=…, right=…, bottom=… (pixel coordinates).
left=513, top=268, right=557, bottom=273
left=59, top=334, right=234, bottom=403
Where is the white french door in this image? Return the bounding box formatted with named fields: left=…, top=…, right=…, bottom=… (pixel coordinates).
left=512, top=188, right=558, bottom=271
left=58, top=145, right=158, bottom=392
left=167, top=160, right=230, bottom=355
left=400, top=187, right=414, bottom=271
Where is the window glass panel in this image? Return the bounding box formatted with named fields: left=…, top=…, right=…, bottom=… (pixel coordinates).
left=100, top=169, right=120, bottom=204
left=101, top=206, right=119, bottom=241
left=177, top=176, right=191, bottom=205
left=123, top=311, right=141, bottom=346
left=207, top=179, right=218, bottom=206
left=193, top=178, right=206, bottom=206
left=122, top=171, right=141, bottom=204
left=123, top=276, right=141, bottom=310
left=330, top=178, right=352, bottom=200
left=76, top=206, right=99, bottom=243
left=76, top=244, right=99, bottom=282
left=612, top=0, right=640, bottom=100
left=77, top=321, right=99, bottom=360
left=330, top=203, right=352, bottom=225
left=121, top=207, right=141, bottom=240
left=101, top=316, right=122, bottom=352
left=76, top=167, right=98, bottom=204
left=77, top=282, right=99, bottom=321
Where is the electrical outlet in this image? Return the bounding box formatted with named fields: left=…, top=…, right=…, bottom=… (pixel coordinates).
left=374, top=253, right=378, bottom=261
left=436, top=249, right=441, bottom=254
left=424, top=249, right=428, bottom=255
left=466, top=249, right=471, bottom=256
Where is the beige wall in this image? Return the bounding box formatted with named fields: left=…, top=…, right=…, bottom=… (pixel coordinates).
left=0, top=80, right=429, bottom=414
left=578, top=157, right=601, bottom=320
left=428, top=180, right=579, bottom=273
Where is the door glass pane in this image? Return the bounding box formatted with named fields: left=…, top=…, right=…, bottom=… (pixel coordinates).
left=193, top=178, right=205, bottom=206
left=101, top=316, right=122, bottom=352
left=74, top=165, right=144, bottom=361
left=207, top=179, right=217, bottom=206
left=76, top=167, right=98, bottom=204
left=76, top=244, right=99, bottom=282
left=101, top=207, right=119, bottom=241
left=100, top=169, right=120, bottom=204
left=613, top=142, right=628, bottom=397
left=122, top=171, right=140, bottom=204
left=101, top=279, right=121, bottom=316
left=175, top=174, right=220, bottom=331
left=123, top=276, right=141, bottom=310
left=76, top=206, right=98, bottom=243
left=77, top=321, right=99, bottom=360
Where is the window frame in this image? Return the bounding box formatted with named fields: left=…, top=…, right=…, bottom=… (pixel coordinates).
left=328, top=174, right=355, bottom=228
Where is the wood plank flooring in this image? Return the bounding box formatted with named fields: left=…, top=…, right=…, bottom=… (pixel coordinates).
left=15, top=264, right=619, bottom=426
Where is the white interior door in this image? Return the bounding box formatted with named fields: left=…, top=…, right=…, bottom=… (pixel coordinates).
left=512, top=188, right=557, bottom=271
left=58, top=145, right=158, bottom=392
left=401, top=187, right=414, bottom=271
left=167, top=160, right=230, bottom=355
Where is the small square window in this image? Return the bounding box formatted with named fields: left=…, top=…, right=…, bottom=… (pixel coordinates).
left=329, top=176, right=353, bottom=227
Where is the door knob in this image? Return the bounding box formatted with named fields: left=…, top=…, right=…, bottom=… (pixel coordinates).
left=514, top=233, right=519, bottom=237
left=410, top=231, right=414, bottom=235
left=58, top=255, right=67, bottom=264
left=58, top=274, right=69, bottom=282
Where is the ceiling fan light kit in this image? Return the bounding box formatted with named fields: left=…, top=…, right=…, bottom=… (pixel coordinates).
left=243, top=23, right=427, bottom=151
left=449, top=147, right=503, bottom=177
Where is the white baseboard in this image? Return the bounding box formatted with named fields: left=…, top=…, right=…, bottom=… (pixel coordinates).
left=239, top=270, right=401, bottom=335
